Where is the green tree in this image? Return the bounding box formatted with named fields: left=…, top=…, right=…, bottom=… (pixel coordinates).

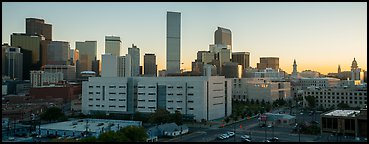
left=79, top=136, right=97, bottom=142
left=261, top=99, right=265, bottom=106
left=250, top=99, right=255, bottom=104
left=245, top=98, right=250, bottom=104
left=255, top=99, right=260, bottom=105
left=224, top=117, right=230, bottom=123
left=337, top=102, right=350, bottom=109
left=305, top=96, right=316, bottom=109
left=98, top=131, right=121, bottom=142
left=171, top=110, right=183, bottom=125
left=118, top=126, right=148, bottom=142
left=40, top=107, right=65, bottom=122
left=148, top=108, right=171, bottom=124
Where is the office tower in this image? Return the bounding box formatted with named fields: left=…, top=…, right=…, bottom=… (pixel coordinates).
left=338, top=65, right=341, bottom=73
left=222, top=62, right=241, bottom=78
left=257, top=57, right=279, bottom=70
left=105, top=36, right=121, bottom=56
left=2, top=44, right=10, bottom=76
left=4, top=47, right=23, bottom=80
left=218, top=48, right=231, bottom=74
left=144, top=54, right=157, bottom=77
left=118, top=54, right=132, bottom=77
left=128, top=44, right=140, bottom=77
left=232, top=52, right=250, bottom=70
left=11, top=33, right=43, bottom=65
left=101, top=53, right=118, bottom=77
left=92, top=57, right=100, bottom=76
left=42, top=65, right=76, bottom=82
left=197, top=51, right=214, bottom=64
left=70, top=49, right=79, bottom=66
left=166, top=11, right=181, bottom=74
left=26, top=18, right=52, bottom=41
left=47, top=41, right=70, bottom=65
left=214, top=27, right=232, bottom=49
left=292, top=59, right=298, bottom=78
left=75, top=41, right=97, bottom=72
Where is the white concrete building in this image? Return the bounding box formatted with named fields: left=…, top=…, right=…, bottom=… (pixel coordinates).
left=291, top=77, right=340, bottom=98
left=245, top=68, right=285, bottom=79
left=117, top=54, right=131, bottom=77
left=302, top=81, right=367, bottom=109
left=30, top=70, right=64, bottom=87
left=299, top=70, right=320, bottom=78
left=42, top=65, right=76, bottom=82
left=232, top=78, right=291, bottom=102
left=128, top=44, right=140, bottom=76
left=82, top=76, right=232, bottom=121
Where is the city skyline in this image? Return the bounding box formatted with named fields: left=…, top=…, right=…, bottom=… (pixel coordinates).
left=2, top=2, right=367, bottom=74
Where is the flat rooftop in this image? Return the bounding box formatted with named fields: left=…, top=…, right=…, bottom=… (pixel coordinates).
left=40, top=118, right=141, bottom=133
left=324, top=110, right=360, bottom=117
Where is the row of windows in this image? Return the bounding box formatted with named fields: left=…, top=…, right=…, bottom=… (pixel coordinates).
left=138, top=93, right=156, bottom=95
left=137, top=106, right=156, bottom=109
left=88, top=92, right=126, bottom=95
left=314, top=96, right=366, bottom=100
left=88, top=105, right=126, bottom=108
left=316, top=100, right=366, bottom=104
left=89, top=85, right=126, bottom=88
left=306, top=91, right=366, bottom=96
left=88, top=98, right=126, bottom=101
left=137, top=100, right=156, bottom=102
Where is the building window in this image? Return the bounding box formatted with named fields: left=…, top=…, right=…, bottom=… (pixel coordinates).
left=138, top=106, right=145, bottom=108
left=177, top=94, right=183, bottom=96
left=188, top=93, right=194, bottom=96
left=168, top=100, right=173, bottom=103
left=148, top=86, right=156, bottom=88
left=354, top=97, right=357, bottom=100
left=138, top=86, right=145, bottom=88
left=177, top=86, right=183, bottom=89
left=177, top=108, right=182, bottom=110
left=188, top=86, right=194, bottom=89
left=119, top=106, right=125, bottom=108
left=148, top=107, right=155, bottom=109
left=138, top=100, right=145, bottom=102
left=102, top=105, right=104, bottom=107
left=148, top=93, right=156, bottom=95
left=109, top=99, right=116, bottom=101
left=96, top=86, right=100, bottom=88
left=189, top=108, right=194, bottom=110
left=119, top=99, right=125, bottom=101
left=96, top=105, right=100, bottom=107
left=188, top=101, right=194, bottom=103
left=109, top=86, right=116, bottom=88
left=177, top=101, right=183, bottom=103
left=96, top=92, right=101, bottom=94
left=89, top=98, right=93, bottom=101
left=109, top=92, right=116, bottom=95
left=89, top=92, right=93, bottom=94
left=88, top=105, right=93, bottom=107
left=96, top=98, right=100, bottom=101
left=89, top=86, right=93, bottom=88
left=168, top=86, right=173, bottom=88
left=119, top=93, right=126, bottom=95
left=148, top=100, right=156, bottom=102
left=109, top=105, right=116, bottom=108
left=119, top=86, right=126, bottom=88
left=138, top=93, right=145, bottom=95
left=168, top=107, right=173, bottom=110
left=168, top=93, right=173, bottom=96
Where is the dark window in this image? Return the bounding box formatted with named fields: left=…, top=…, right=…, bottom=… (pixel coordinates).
left=177, top=94, right=183, bottom=96
left=119, top=106, right=125, bottom=108
left=189, top=108, right=194, bottom=110
left=177, top=86, right=183, bottom=88
left=148, top=100, right=156, bottom=102
left=188, top=86, right=194, bottom=89
left=119, top=86, right=126, bottom=88
left=138, top=86, right=145, bottom=88
left=96, top=98, right=100, bottom=101
left=188, top=93, right=194, bottom=96
left=148, top=86, right=156, bottom=88
left=89, top=92, right=93, bottom=94
left=96, top=92, right=100, bottom=94
left=109, top=92, right=116, bottom=95
left=89, top=86, right=93, bottom=88
left=109, top=105, right=116, bottom=108
left=109, top=86, right=116, bottom=88
left=96, top=86, right=100, bottom=88
left=119, top=93, right=126, bottom=95
left=188, top=101, right=194, bottom=103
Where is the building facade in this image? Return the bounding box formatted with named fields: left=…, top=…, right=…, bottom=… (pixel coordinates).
left=105, top=36, right=121, bottom=56
left=257, top=57, right=279, bottom=70
left=47, top=41, right=70, bottom=65
left=30, top=71, right=63, bottom=87
left=42, top=65, right=76, bottom=82
left=144, top=54, right=157, bottom=77
left=101, top=53, right=118, bottom=77
left=214, top=27, right=232, bottom=49
left=128, top=44, right=140, bottom=77
left=166, top=11, right=181, bottom=74
left=10, top=33, right=43, bottom=65
left=232, top=52, right=250, bottom=70
left=82, top=76, right=232, bottom=121
left=25, top=18, right=52, bottom=41
left=75, top=41, right=97, bottom=72
left=4, top=47, right=23, bottom=80
left=118, top=54, right=132, bottom=77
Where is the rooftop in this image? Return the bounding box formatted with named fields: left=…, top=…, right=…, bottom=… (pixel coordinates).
left=324, top=110, right=360, bottom=117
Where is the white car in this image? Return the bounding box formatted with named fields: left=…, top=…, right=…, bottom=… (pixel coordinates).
left=222, top=134, right=230, bottom=139
left=227, top=132, right=235, bottom=137
left=240, top=135, right=251, bottom=140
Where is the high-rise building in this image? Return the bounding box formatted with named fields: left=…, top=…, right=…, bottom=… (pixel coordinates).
left=42, top=65, right=76, bottom=82
left=232, top=52, right=250, bottom=70
left=222, top=62, right=242, bottom=78
left=257, top=57, right=279, bottom=70
left=214, top=27, right=232, bottom=49
left=128, top=44, right=140, bottom=77
left=26, top=18, right=52, bottom=41
left=19, top=48, right=33, bottom=80
left=11, top=33, right=43, bottom=65
left=101, top=53, right=118, bottom=77
left=4, top=47, right=23, bottom=80
left=91, top=57, right=100, bottom=77
left=144, top=54, right=157, bottom=77
left=2, top=43, right=10, bottom=76
left=197, top=51, right=214, bottom=64
left=118, top=54, right=132, bottom=77
left=70, top=49, right=79, bottom=66
left=75, top=41, right=97, bottom=72
left=166, top=11, right=181, bottom=74
left=105, top=36, right=121, bottom=56
left=47, top=41, right=70, bottom=65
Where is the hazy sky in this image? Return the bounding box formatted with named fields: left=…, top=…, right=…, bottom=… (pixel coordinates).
left=2, top=2, right=367, bottom=74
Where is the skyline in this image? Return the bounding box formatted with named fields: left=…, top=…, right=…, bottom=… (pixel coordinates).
left=2, top=2, right=367, bottom=75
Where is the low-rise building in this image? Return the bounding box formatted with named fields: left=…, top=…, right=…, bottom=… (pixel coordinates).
left=38, top=118, right=142, bottom=138
left=232, top=78, right=291, bottom=102
left=30, top=83, right=81, bottom=103
left=320, top=107, right=367, bottom=138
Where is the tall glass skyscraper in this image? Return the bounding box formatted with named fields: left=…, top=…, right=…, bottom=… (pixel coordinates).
left=105, top=36, right=121, bottom=56
left=214, top=27, right=232, bottom=50
left=128, top=44, right=140, bottom=77
left=166, top=11, right=181, bottom=74
left=75, top=41, right=97, bottom=72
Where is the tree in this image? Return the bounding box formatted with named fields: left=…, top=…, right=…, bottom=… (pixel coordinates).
left=245, top=98, right=250, bottom=104
left=118, top=126, right=148, bottom=142
left=224, top=117, right=230, bottom=123
left=337, top=102, right=350, bottom=109
left=250, top=99, right=255, bottom=104
left=305, top=96, right=316, bottom=109
left=171, top=110, right=183, bottom=125
left=40, top=107, right=65, bottom=122
left=148, top=108, right=170, bottom=124
left=98, top=131, right=121, bottom=142
left=261, top=99, right=265, bottom=106
left=255, top=99, right=260, bottom=105
left=265, top=104, right=272, bottom=112
left=79, top=136, right=97, bottom=142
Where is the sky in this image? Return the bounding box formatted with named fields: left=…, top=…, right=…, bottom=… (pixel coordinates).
left=2, top=2, right=367, bottom=75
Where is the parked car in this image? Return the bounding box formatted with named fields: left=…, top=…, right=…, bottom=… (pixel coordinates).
left=241, top=138, right=252, bottom=142
left=269, top=137, right=279, bottom=142
left=222, top=133, right=230, bottom=139
left=240, top=135, right=251, bottom=140
left=262, top=140, right=271, bottom=142
left=217, top=135, right=225, bottom=140
left=267, top=125, right=273, bottom=128
left=227, top=131, right=235, bottom=137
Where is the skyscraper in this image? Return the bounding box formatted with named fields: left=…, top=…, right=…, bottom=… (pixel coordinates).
left=101, top=53, right=118, bottom=77
left=166, top=11, right=181, bottom=74
left=4, top=47, right=23, bottom=80
left=144, top=53, right=157, bottom=77
left=75, top=41, right=97, bottom=72
left=214, top=27, right=232, bottom=49
left=11, top=33, right=43, bottom=65
left=232, top=52, right=250, bottom=70
left=70, top=49, right=79, bottom=66
left=118, top=54, right=131, bottom=77
left=128, top=44, right=140, bottom=77
left=26, top=18, right=52, bottom=41
left=47, top=41, right=70, bottom=65
left=105, top=36, right=121, bottom=56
